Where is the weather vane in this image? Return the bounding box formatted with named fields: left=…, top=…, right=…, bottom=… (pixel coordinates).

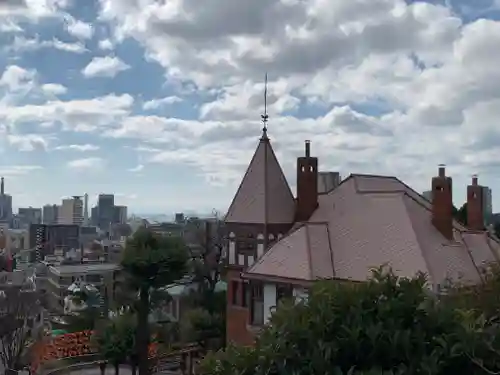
left=261, top=73, right=269, bottom=138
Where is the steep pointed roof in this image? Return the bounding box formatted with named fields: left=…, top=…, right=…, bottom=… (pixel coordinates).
left=225, top=134, right=296, bottom=224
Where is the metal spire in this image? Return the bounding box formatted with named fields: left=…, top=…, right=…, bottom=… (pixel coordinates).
left=260, top=73, right=269, bottom=140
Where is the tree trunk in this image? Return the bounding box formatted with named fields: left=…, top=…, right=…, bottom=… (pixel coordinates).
left=99, top=361, right=106, bottom=375
left=137, top=286, right=150, bottom=375
left=114, top=362, right=119, bottom=375
left=132, top=363, right=137, bottom=375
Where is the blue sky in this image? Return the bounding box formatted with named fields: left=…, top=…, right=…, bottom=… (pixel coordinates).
left=1, top=0, right=500, bottom=215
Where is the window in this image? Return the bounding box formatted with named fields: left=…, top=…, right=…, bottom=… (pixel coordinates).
left=250, top=283, right=264, bottom=326
left=276, top=284, right=293, bottom=305
left=241, top=282, right=250, bottom=308
left=231, top=281, right=239, bottom=305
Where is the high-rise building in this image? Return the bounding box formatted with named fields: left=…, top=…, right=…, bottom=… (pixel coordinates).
left=58, top=197, right=84, bottom=226
left=482, top=186, right=493, bottom=223
left=83, top=193, right=89, bottom=226
left=29, top=224, right=80, bottom=259
left=43, top=204, right=59, bottom=224
left=422, top=190, right=433, bottom=202
left=113, top=205, right=128, bottom=224
left=97, top=194, right=115, bottom=231
left=18, top=207, right=42, bottom=228
left=0, top=177, right=13, bottom=224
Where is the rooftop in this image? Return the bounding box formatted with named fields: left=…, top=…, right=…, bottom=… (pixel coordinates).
left=49, top=263, right=120, bottom=276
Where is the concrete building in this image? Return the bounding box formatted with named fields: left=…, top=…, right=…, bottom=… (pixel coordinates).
left=422, top=190, right=433, bottom=202
left=317, top=171, right=341, bottom=194
left=18, top=207, right=42, bottom=228
left=114, top=205, right=128, bottom=224
left=97, top=194, right=115, bottom=231
left=29, top=224, right=80, bottom=260
left=482, top=186, right=493, bottom=223
left=0, top=177, right=13, bottom=224
left=46, top=263, right=120, bottom=314
left=224, top=128, right=500, bottom=346
left=43, top=204, right=59, bottom=225
left=58, top=196, right=84, bottom=226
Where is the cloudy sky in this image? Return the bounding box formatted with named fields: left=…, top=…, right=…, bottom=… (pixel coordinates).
left=0, top=0, right=499, bottom=214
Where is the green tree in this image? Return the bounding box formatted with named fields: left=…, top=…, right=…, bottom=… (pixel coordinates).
left=180, top=307, right=225, bottom=350
left=201, top=268, right=500, bottom=375
left=121, top=227, right=189, bottom=375
left=93, top=314, right=136, bottom=375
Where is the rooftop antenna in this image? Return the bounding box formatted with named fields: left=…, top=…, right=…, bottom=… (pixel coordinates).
left=260, top=73, right=269, bottom=140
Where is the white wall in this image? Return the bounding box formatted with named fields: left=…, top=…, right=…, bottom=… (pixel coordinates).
left=263, top=283, right=276, bottom=325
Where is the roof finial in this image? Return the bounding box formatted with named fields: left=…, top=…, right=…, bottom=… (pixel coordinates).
left=260, top=73, right=269, bottom=140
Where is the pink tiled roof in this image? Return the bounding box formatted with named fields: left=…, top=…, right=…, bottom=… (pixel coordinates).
left=225, top=136, right=296, bottom=224
left=245, top=174, right=500, bottom=288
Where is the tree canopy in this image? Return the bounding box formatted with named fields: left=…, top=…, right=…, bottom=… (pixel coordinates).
left=120, top=227, right=190, bottom=375
left=201, top=268, right=500, bottom=375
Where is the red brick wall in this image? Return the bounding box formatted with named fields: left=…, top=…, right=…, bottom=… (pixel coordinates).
left=226, top=269, right=255, bottom=346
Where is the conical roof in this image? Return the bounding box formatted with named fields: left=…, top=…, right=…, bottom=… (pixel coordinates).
left=225, top=135, right=296, bottom=224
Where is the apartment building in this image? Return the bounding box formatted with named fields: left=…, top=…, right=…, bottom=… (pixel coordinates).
left=46, top=263, right=120, bottom=314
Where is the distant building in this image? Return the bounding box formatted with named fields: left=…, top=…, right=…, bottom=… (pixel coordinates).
left=114, top=205, right=128, bottom=224
left=422, top=190, right=433, bottom=202
left=97, top=194, right=115, bottom=231
left=482, top=186, right=493, bottom=223
left=175, top=213, right=185, bottom=224
left=43, top=204, right=59, bottom=225
left=59, top=197, right=84, bottom=226
left=318, top=172, right=341, bottom=194
left=0, top=177, right=13, bottom=224
left=46, top=263, right=120, bottom=314
left=18, top=207, right=42, bottom=228
left=29, top=224, right=80, bottom=260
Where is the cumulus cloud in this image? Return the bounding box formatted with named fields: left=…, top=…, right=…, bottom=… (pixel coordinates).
left=65, top=18, right=94, bottom=39
left=89, top=0, right=500, bottom=195
left=142, top=96, right=182, bottom=110
left=82, top=56, right=130, bottom=78
left=41, top=83, right=67, bottom=95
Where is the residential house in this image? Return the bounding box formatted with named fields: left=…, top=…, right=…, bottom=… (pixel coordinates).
left=225, top=129, right=500, bottom=346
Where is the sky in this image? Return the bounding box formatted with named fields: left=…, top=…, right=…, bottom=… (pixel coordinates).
left=0, top=0, right=500, bottom=215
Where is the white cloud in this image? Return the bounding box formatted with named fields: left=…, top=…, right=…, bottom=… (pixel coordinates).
left=65, top=18, right=94, bottom=39
left=82, top=56, right=130, bottom=78
left=67, top=157, right=104, bottom=169
left=0, top=93, right=133, bottom=132
left=7, top=134, right=49, bottom=152
left=0, top=65, right=35, bottom=92
left=128, top=164, right=144, bottom=172
left=7, top=36, right=87, bottom=54
left=0, top=165, right=42, bottom=176
left=41, top=83, right=67, bottom=95
left=98, top=39, right=114, bottom=50
left=91, top=0, right=500, bottom=198
left=142, top=96, right=182, bottom=110
left=54, top=144, right=100, bottom=151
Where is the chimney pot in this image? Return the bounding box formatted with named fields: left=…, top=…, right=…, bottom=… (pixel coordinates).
left=305, top=140, right=311, bottom=157
left=438, top=164, right=445, bottom=177
left=472, top=174, right=478, bottom=186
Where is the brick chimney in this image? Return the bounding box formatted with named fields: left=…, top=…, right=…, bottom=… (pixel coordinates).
left=467, top=175, right=484, bottom=231
left=431, top=165, right=453, bottom=240
left=296, top=140, right=318, bottom=222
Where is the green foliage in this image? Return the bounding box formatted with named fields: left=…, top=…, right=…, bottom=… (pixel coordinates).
left=200, top=267, right=500, bottom=375
left=120, top=227, right=190, bottom=375
left=445, top=262, right=500, bottom=321
left=121, top=227, right=190, bottom=290
left=93, top=314, right=136, bottom=364
left=180, top=307, right=225, bottom=349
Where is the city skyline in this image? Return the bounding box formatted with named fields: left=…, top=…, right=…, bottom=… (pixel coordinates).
left=1, top=0, right=500, bottom=213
